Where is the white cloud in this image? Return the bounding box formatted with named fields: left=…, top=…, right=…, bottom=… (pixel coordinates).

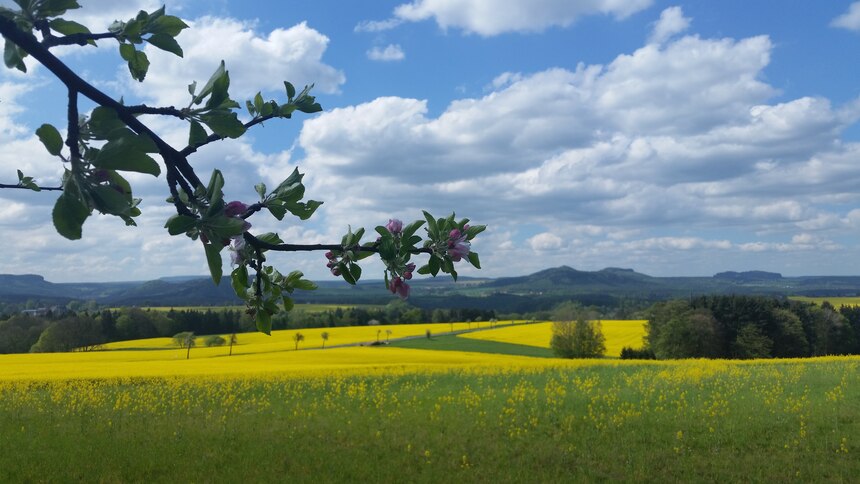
left=129, top=17, right=345, bottom=107
left=386, top=0, right=653, bottom=36
left=528, top=232, right=563, bottom=251
left=648, top=6, right=690, bottom=44
left=832, top=2, right=860, bottom=31
left=367, top=44, right=406, bottom=62
left=292, top=18, right=860, bottom=278
left=354, top=18, right=404, bottom=33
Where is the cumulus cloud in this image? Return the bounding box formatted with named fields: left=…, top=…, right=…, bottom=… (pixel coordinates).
left=359, top=0, right=653, bottom=36
left=648, top=6, right=690, bottom=44
left=367, top=44, right=406, bottom=62
left=293, top=14, right=860, bottom=277
left=832, top=2, right=860, bottom=31
left=528, top=232, right=564, bottom=251
left=129, top=17, right=345, bottom=107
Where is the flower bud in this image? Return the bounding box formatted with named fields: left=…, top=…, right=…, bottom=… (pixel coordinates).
left=331, top=267, right=341, bottom=277
left=224, top=201, right=249, bottom=217
left=386, top=218, right=403, bottom=234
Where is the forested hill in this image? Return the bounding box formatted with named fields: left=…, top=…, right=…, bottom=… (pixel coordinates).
left=3, top=267, right=860, bottom=311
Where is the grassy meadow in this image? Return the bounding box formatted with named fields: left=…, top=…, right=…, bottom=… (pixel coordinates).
left=0, top=320, right=857, bottom=482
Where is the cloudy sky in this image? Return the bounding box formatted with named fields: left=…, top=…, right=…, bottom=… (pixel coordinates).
left=2, top=0, right=860, bottom=283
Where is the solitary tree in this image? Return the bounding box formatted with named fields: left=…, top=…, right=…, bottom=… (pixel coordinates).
left=292, top=332, right=304, bottom=350
left=228, top=333, right=238, bottom=356
left=184, top=332, right=196, bottom=359
left=321, top=331, right=329, bottom=349
left=550, top=302, right=605, bottom=358
left=0, top=2, right=485, bottom=336
left=386, top=329, right=392, bottom=343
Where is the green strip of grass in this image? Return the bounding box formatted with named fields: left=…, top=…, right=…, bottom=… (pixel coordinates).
left=389, top=334, right=555, bottom=358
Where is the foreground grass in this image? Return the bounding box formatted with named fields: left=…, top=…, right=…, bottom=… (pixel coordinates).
left=1, top=357, right=857, bottom=482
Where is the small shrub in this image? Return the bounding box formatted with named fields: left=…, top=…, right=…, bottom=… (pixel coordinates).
left=620, top=346, right=656, bottom=360
left=203, top=335, right=226, bottom=347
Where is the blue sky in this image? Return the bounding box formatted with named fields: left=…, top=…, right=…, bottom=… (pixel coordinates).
left=2, top=0, right=860, bottom=282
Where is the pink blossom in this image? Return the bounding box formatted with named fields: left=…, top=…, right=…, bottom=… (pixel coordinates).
left=447, top=231, right=471, bottom=262
left=386, top=218, right=403, bottom=235
left=225, top=201, right=249, bottom=217
left=330, top=266, right=341, bottom=277
left=390, top=276, right=410, bottom=299
left=229, top=236, right=246, bottom=266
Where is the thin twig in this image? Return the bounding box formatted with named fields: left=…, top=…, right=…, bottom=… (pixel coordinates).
left=0, top=183, right=62, bottom=191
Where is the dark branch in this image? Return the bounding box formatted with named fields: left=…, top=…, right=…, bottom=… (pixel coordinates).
left=42, top=31, right=117, bottom=48
left=180, top=112, right=279, bottom=157
left=243, top=232, right=433, bottom=255
left=0, top=16, right=203, bottom=192
left=126, top=105, right=188, bottom=119
left=67, top=88, right=82, bottom=163
left=0, top=183, right=62, bottom=191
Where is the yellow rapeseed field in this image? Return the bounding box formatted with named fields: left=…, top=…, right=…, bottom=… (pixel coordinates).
left=459, top=320, right=648, bottom=356
left=104, top=321, right=482, bottom=352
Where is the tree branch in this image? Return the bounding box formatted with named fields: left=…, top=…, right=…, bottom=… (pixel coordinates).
left=0, top=183, right=62, bottom=191
left=179, top=112, right=279, bottom=157
left=126, top=105, right=188, bottom=119
left=243, top=232, right=433, bottom=255
left=42, top=31, right=117, bottom=48
left=0, top=16, right=203, bottom=192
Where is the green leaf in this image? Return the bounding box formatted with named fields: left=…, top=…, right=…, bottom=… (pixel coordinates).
left=284, top=81, right=295, bottom=100
left=192, top=60, right=225, bottom=105
left=203, top=216, right=246, bottom=238
left=402, top=220, right=425, bottom=240
left=349, top=263, right=362, bottom=283
left=428, top=255, right=440, bottom=277
left=36, top=124, right=63, bottom=156
left=204, top=243, right=223, bottom=285
left=256, top=232, right=284, bottom=246
left=253, top=92, right=264, bottom=113
left=292, top=278, right=317, bottom=291
left=3, top=40, right=26, bottom=73
left=148, top=15, right=188, bottom=37
left=417, top=264, right=431, bottom=276
left=118, top=43, right=149, bottom=81
left=164, top=214, right=197, bottom=235
left=255, top=182, right=266, bottom=199
left=206, top=169, right=224, bottom=206
left=282, top=296, right=294, bottom=312
left=90, top=185, right=131, bottom=215
left=48, top=18, right=90, bottom=36
left=256, top=309, right=272, bottom=335
left=467, top=252, right=481, bottom=269
left=88, top=107, right=125, bottom=139
left=466, top=224, right=486, bottom=240
left=188, top=120, right=207, bottom=147
left=52, top=190, right=89, bottom=240
left=423, top=210, right=438, bottom=238
left=231, top=265, right=249, bottom=300
left=199, top=111, right=246, bottom=138
left=94, top=138, right=160, bottom=176
left=146, top=32, right=183, bottom=57
left=39, top=0, right=80, bottom=16
left=339, top=262, right=356, bottom=285
left=284, top=199, right=323, bottom=221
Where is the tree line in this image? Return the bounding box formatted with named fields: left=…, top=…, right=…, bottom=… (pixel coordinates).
left=0, top=303, right=498, bottom=353
left=645, top=295, right=860, bottom=359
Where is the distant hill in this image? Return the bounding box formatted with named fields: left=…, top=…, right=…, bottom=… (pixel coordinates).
left=4, top=266, right=860, bottom=311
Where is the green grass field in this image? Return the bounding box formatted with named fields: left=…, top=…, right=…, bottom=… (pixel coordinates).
left=0, top=359, right=856, bottom=482
left=2, top=319, right=858, bottom=482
